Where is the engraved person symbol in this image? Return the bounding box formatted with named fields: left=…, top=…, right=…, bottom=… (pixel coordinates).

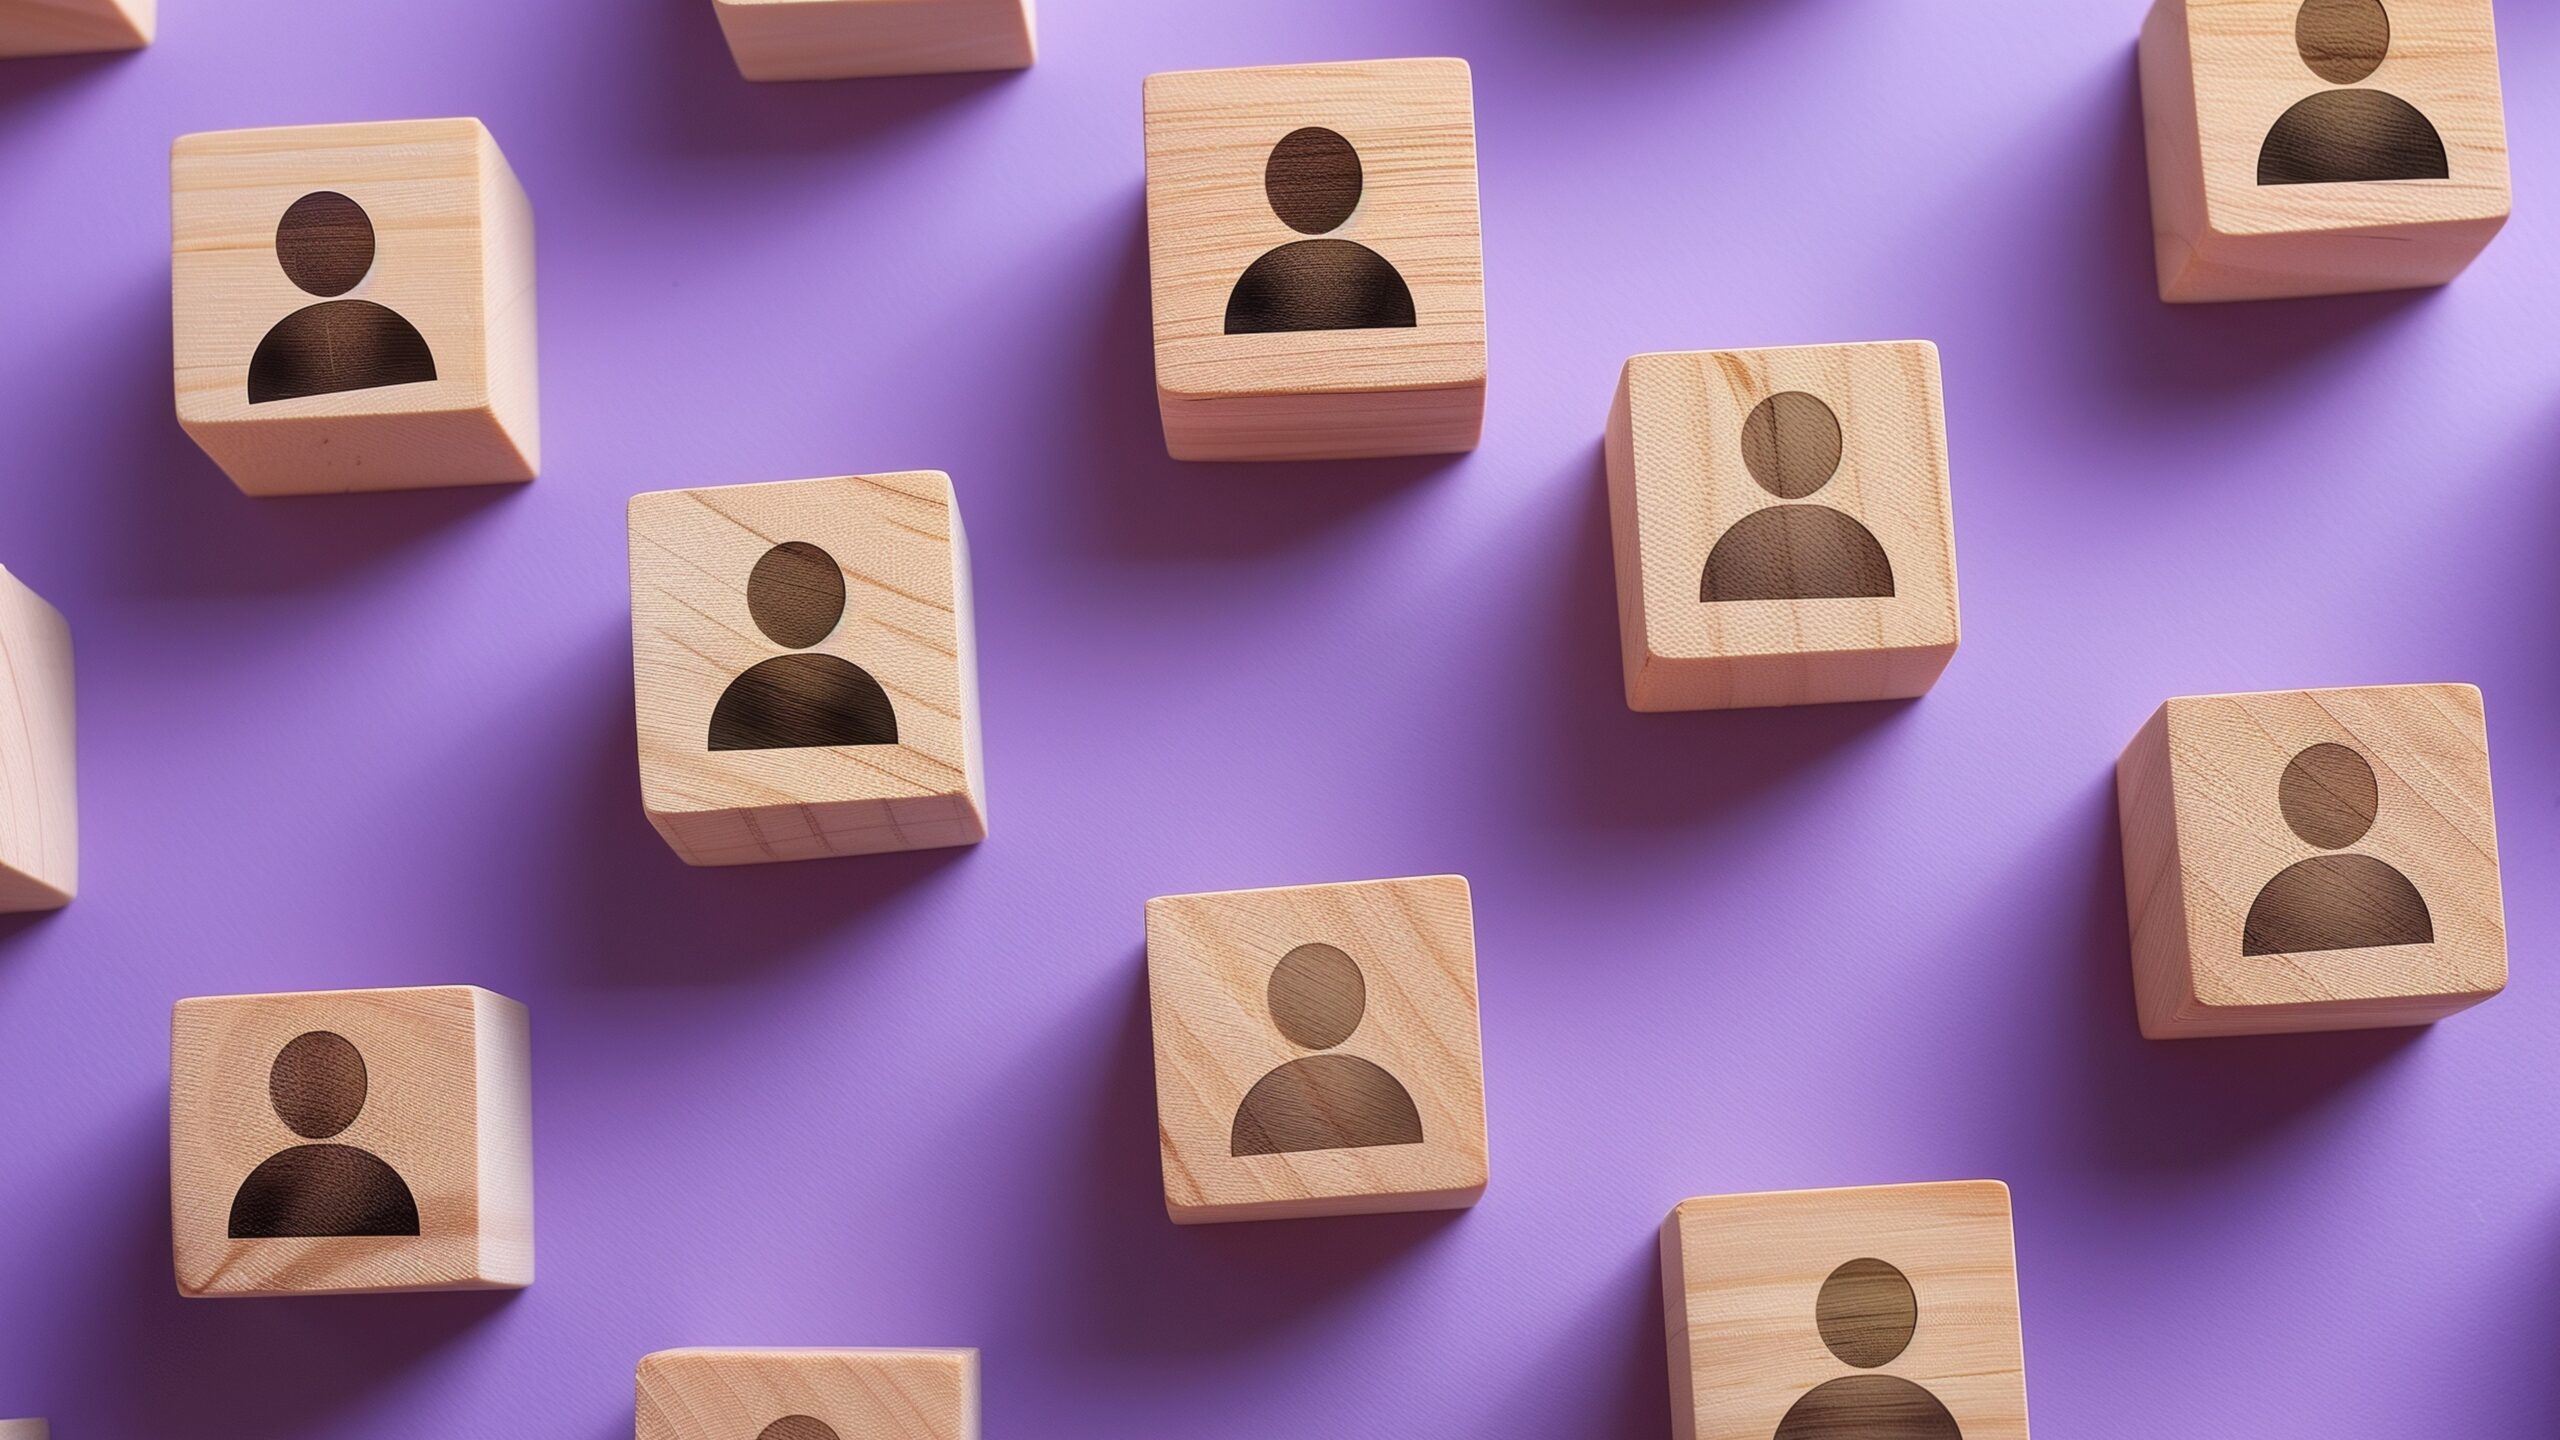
left=1773, top=1258, right=1963, bottom=1439
left=708, top=540, right=900, bottom=752
left=2258, top=0, right=2449, bottom=185
left=1223, top=126, right=1418, bottom=335
left=757, top=1419, right=838, bottom=1440
left=246, top=191, right=438, bottom=404
left=1231, top=942, right=1423, bottom=1156
left=1701, top=391, right=1895, bottom=603
left=228, top=1030, right=422, bottom=1238
left=2243, top=741, right=2434, bottom=955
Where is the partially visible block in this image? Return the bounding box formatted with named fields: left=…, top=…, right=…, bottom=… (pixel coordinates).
left=1145, top=59, right=1485, bottom=461
left=0, top=1421, right=48, bottom=1440
left=2139, top=0, right=2510, bottom=302
left=2117, top=682, right=2505, bottom=1038
left=637, top=1349, right=978, bottom=1440
left=170, top=985, right=533, bottom=1297
left=1145, top=875, right=1488, bottom=1224
left=0, top=567, right=75, bottom=912
left=1662, top=1181, right=2029, bottom=1440
left=629, top=472, right=985, bottom=866
left=0, top=0, right=149, bottom=55
left=172, top=118, right=539, bottom=495
left=1605, top=343, right=1960, bottom=712
left=712, top=0, right=1033, bottom=81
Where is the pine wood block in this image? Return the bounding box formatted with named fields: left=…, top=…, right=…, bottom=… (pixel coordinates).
left=2139, top=0, right=2509, bottom=302
left=1605, top=342, right=1960, bottom=712
left=1144, top=59, right=1485, bottom=462
left=169, top=985, right=533, bottom=1297
left=1146, top=875, right=1488, bottom=1224
left=711, top=0, right=1032, bottom=81
left=629, top=472, right=985, bottom=867
left=0, top=0, right=148, bottom=55
left=171, top=118, right=539, bottom=496
left=1662, top=1181, right=2029, bottom=1440
left=0, top=567, right=75, bottom=913
left=2116, top=683, right=2505, bottom=1038
left=637, top=1349, right=979, bottom=1440
left=0, top=1421, right=48, bottom=1440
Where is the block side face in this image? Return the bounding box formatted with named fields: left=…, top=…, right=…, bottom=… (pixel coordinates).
left=472, top=123, right=541, bottom=478
left=2117, top=702, right=2201, bottom=1039
left=2139, top=0, right=2213, bottom=299
left=1604, top=366, right=1651, bottom=707
left=470, top=988, right=535, bottom=1285
left=1157, top=378, right=1483, bottom=461
left=0, top=569, right=76, bottom=907
left=637, top=1349, right=978, bottom=1440
left=714, top=0, right=1035, bottom=79
left=0, top=0, right=150, bottom=54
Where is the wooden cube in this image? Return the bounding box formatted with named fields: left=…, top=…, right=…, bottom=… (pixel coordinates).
left=2139, top=0, right=2510, bottom=302
left=637, top=1349, right=978, bottom=1440
left=0, top=0, right=149, bottom=55
left=2117, top=683, right=2506, bottom=1038
left=629, top=472, right=985, bottom=867
left=0, top=567, right=75, bottom=913
left=1144, top=59, right=1485, bottom=462
left=1145, top=875, right=1488, bottom=1224
left=711, top=0, right=1033, bottom=81
left=172, top=118, right=539, bottom=496
left=0, top=1421, right=48, bottom=1440
left=1605, top=343, right=1960, bottom=712
left=1662, top=1181, right=2029, bottom=1440
left=170, top=985, right=533, bottom=1297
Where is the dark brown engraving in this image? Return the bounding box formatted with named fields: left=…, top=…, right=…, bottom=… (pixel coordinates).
left=1231, top=942, right=1424, bottom=1157
left=246, top=191, right=438, bottom=404
left=1264, top=126, right=1363, bottom=235
left=2298, top=0, right=2390, bottom=84
left=1814, top=1258, right=1920, bottom=1370
left=228, top=1030, right=421, bottom=1239
left=757, top=1419, right=841, bottom=1440
left=1741, top=390, right=1846, bottom=501
left=2259, top=1, right=2448, bottom=185
left=1223, top=128, right=1417, bottom=335
left=2243, top=742, right=2434, bottom=955
left=1702, top=392, right=1896, bottom=602
left=709, top=541, right=899, bottom=752
left=1773, top=1375, right=1963, bottom=1440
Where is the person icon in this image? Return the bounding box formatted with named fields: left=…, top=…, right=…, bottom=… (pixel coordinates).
left=1773, top=1258, right=1963, bottom=1439
left=1230, top=942, right=1424, bottom=1156
left=708, top=540, right=900, bottom=752
left=227, top=1030, right=422, bottom=1238
left=1701, top=391, right=1895, bottom=602
left=2243, top=741, right=2434, bottom=955
left=2258, top=0, right=2448, bottom=186
left=756, top=1419, right=838, bottom=1440
left=1222, top=126, right=1418, bottom=335
left=246, top=190, right=439, bottom=404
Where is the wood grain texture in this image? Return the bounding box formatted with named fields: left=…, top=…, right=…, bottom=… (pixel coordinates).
left=172, top=118, right=540, bottom=495
left=1662, top=1181, right=2028, bottom=1440
left=1145, top=59, right=1485, bottom=461
left=1146, top=875, right=1487, bottom=1224
left=1606, top=343, right=1959, bottom=712
left=637, top=1349, right=978, bottom=1440
left=0, top=0, right=147, bottom=54
left=0, top=567, right=75, bottom=912
left=0, top=1421, right=47, bottom=1440
left=711, top=0, right=1033, bottom=81
left=2115, top=683, right=2505, bottom=1038
left=170, top=985, right=534, bottom=1296
left=2139, top=0, right=2508, bottom=302
left=629, top=472, right=986, bottom=866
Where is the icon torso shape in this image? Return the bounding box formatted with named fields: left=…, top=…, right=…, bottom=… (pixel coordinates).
left=228, top=1030, right=423, bottom=1238
left=1701, top=391, right=1895, bottom=603
left=2258, top=0, right=2449, bottom=185
left=709, top=540, right=901, bottom=751
left=1231, top=942, right=1424, bottom=1156
left=757, top=1418, right=840, bottom=1440
left=1773, top=1258, right=1963, bottom=1439
left=1223, top=127, right=1418, bottom=336
left=246, top=191, right=439, bottom=404
left=2243, top=741, right=2434, bottom=955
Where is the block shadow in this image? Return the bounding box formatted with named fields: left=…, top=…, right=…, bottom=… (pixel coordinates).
left=1498, top=1232, right=1672, bottom=1439
left=0, top=45, right=140, bottom=123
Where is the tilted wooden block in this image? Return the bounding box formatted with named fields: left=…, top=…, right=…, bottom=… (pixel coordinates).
left=170, top=985, right=533, bottom=1296
left=0, top=0, right=149, bottom=55
left=1146, top=875, right=1488, bottom=1224
left=1662, top=1182, right=2029, bottom=1440
left=2116, top=683, right=2505, bottom=1038
left=629, top=472, right=985, bottom=866
left=0, top=1420, right=49, bottom=1440
left=711, top=0, right=1032, bottom=81
left=172, top=118, right=539, bottom=495
left=1145, top=59, right=1485, bottom=461
left=2139, top=0, right=2510, bottom=302
left=638, top=1349, right=978, bottom=1440
left=1605, top=343, right=1960, bottom=712
left=0, top=567, right=75, bottom=913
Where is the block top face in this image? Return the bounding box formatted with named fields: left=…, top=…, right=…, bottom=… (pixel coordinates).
left=1620, top=343, right=1958, bottom=663
left=2158, top=683, right=2504, bottom=1009
left=1144, top=58, right=1484, bottom=400
left=1666, top=1181, right=2026, bottom=1440
left=637, top=1349, right=979, bottom=1440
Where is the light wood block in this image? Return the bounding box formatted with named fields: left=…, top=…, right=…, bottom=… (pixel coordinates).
left=0, top=1421, right=49, bottom=1440
left=1146, top=875, right=1488, bottom=1224
left=629, top=472, right=985, bottom=867
left=171, top=118, right=539, bottom=496
left=712, top=0, right=1032, bottom=81
left=0, top=567, right=75, bottom=913
left=170, top=985, right=533, bottom=1297
left=1605, top=342, right=1960, bottom=712
left=1662, top=1181, right=2028, bottom=1440
left=0, top=0, right=148, bottom=55
left=2116, top=683, right=2505, bottom=1038
left=1144, top=59, right=1485, bottom=461
left=2139, top=0, right=2509, bottom=302
left=637, top=1349, right=978, bottom=1440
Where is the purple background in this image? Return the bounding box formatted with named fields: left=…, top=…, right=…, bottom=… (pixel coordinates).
left=1, top=0, right=2556, bottom=1435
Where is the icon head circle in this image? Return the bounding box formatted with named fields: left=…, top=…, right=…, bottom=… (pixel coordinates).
left=275, top=191, right=377, bottom=299
left=757, top=1419, right=841, bottom=1440
left=1815, top=1257, right=1920, bottom=1369
left=2279, top=742, right=2381, bottom=850
left=1740, top=392, right=1845, bottom=500
left=2296, top=0, right=2391, bottom=85
left=1267, top=942, right=1366, bottom=1050
left=746, top=541, right=848, bottom=650
left=1264, top=126, right=1363, bottom=236
left=269, top=1030, right=369, bottom=1140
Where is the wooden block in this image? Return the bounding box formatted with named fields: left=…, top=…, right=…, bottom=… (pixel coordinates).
left=1605, top=343, right=1960, bottom=712
left=2139, top=0, right=2510, bottom=302
left=1144, top=59, right=1485, bottom=462
left=1145, top=875, right=1488, bottom=1224
left=711, top=0, right=1032, bottom=81
left=0, top=1421, right=48, bottom=1440
left=0, top=567, right=75, bottom=913
left=2116, top=682, right=2505, bottom=1038
left=628, top=472, right=985, bottom=867
left=1662, top=1181, right=2029, bottom=1440
left=170, top=985, right=533, bottom=1297
left=171, top=118, right=539, bottom=496
left=0, top=0, right=148, bottom=55
left=637, top=1349, right=978, bottom=1440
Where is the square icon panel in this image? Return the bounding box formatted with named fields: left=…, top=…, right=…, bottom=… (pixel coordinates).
left=637, top=1349, right=978, bottom=1440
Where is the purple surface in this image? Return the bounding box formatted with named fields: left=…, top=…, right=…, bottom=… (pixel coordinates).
left=0, top=0, right=2556, bottom=1435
